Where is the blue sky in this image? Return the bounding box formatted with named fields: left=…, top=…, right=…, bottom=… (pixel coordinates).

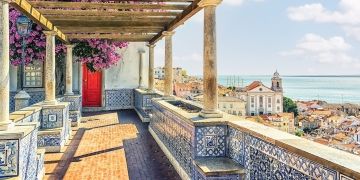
left=153, top=0, right=360, bottom=76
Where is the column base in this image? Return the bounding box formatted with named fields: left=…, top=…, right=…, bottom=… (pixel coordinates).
left=199, top=110, right=223, bottom=118
left=42, top=100, right=58, bottom=105
left=64, top=92, right=74, bottom=96
left=0, top=120, right=15, bottom=131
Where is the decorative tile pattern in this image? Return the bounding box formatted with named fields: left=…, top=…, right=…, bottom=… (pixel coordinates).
left=228, top=128, right=245, bottom=166
left=0, top=140, right=19, bottom=177
left=63, top=95, right=82, bottom=111
left=41, top=109, right=64, bottom=129
left=105, top=89, right=134, bottom=110
left=195, top=126, right=227, bottom=157
left=10, top=91, right=45, bottom=112
left=134, top=90, right=161, bottom=119
left=150, top=102, right=195, bottom=178
left=69, top=111, right=81, bottom=123
left=19, top=129, right=38, bottom=180
left=37, top=134, right=62, bottom=147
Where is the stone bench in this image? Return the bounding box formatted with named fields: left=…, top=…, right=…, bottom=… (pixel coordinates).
left=194, top=157, right=246, bottom=179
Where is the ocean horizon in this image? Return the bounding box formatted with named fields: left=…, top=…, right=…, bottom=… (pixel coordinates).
left=195, top=75, right=360, bottom=104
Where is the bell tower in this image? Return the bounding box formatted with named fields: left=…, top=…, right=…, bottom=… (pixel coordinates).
left=271, top=70, right=282, bottom=92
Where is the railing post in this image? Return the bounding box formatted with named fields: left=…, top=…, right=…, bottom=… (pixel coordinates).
left=199, top=0, right=223, bottom=118
left=138, top=49, right=146, bottom=89
left=43, top=31, right=57, bottom=104
left=0, top=0, right=14, bottom=130
left=163, top=31, right=175, bottom=97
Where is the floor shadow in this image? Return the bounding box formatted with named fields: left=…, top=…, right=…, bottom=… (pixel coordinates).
left=119, top=110, right=182, bottom=180
left=45, top=128, right=85, bottom=179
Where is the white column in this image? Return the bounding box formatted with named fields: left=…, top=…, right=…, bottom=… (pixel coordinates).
left=147, top=44, right=156, bottom=91
left=43, top=31, right=57, bottom=104
left=138, top=49, right=146, bottom=89
left=163, top=31, right=175, bottom=97
left=0, top=0, right=13, bottom=130
left=65, top=45, right=74, bottom=95
left=199, top=0, right=223, bottom=118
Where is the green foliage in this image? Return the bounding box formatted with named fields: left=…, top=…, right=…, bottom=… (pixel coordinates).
left=227, top=86, right=235, bottom=91
left=283, top=96, right=298, bottom=116
left=295, top=129, right=304, bottom=137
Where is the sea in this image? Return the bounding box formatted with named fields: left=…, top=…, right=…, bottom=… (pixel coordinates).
left=215, top=75, right=360, bottom=104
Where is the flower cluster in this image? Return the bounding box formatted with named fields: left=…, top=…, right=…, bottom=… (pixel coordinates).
left=9, top=6, right=128, bottom=71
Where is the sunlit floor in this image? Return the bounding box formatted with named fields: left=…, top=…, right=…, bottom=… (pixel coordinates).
left=44, top=110, right=181, bottom=180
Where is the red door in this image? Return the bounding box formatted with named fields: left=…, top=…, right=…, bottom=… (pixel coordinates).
left=82, top=64, right=102, bottom=107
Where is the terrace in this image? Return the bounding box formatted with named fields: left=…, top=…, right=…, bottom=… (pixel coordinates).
left=0, top=0, right=360, bottom=180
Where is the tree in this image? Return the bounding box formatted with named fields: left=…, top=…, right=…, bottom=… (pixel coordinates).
left=283, top=96, right=298, bottom=116
left=295, top=129, right=304, bottom=137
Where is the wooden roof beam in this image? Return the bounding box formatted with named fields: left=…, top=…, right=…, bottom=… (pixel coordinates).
left=9, top=0, right=68, bottom=42
left=59, top=26, right=164, bottom=34
left=52, top=20, right=168, bottom=27
left=38, top=9, right=181, bottom=17
left=30, top=1, right=190, bottom=10
left=67, top=34, right=154, bottom=42
left=46, top=16, right=176, bottom=22
left=149, top=0, right=202, bottom=44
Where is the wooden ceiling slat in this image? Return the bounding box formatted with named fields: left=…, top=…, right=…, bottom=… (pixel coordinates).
left=149, top=0, right=202, bottom=44
left=67, top=34, right=154, bottom=41
left=59, top=26, right=164, bottom=34
left=52, top=20, right=168, bottom=27
left=47, top=16, right=175, bottom=22
left=31, top=1, right=190, bottom=10
left=38, top=9, right=181, bottom=17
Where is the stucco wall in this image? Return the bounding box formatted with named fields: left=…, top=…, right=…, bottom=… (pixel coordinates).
left=104, top=42, right=149, bottom=89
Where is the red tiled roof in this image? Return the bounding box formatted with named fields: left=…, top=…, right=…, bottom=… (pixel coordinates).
left=245, top=81, right=262, bottom=91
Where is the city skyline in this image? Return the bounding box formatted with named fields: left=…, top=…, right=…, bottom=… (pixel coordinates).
left=154, top=0, right=360, bottom=76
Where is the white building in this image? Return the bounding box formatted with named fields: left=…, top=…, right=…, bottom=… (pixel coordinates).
left=234, top=71, right=284, bottom=116
left=154, top=67, right=184, bottom=82
left=218, top=96, right=246, bottom=116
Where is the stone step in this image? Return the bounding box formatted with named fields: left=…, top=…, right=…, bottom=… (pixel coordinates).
left=194, top=157, right=245, bottom=179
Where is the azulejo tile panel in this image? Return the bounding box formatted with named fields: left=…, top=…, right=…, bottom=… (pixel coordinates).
left=41, top=108, right=64, bottom=129
left=19, top=130, right=38, bottom=180
left=150, top=102, right=195, bottom=178
left=37, top=134, right=62, bottom=147
left=227, top=127, right=354, bottom=180
left=105, top=89, right=134, bottom=109
left=0, top=139, right=19, bottom=177
left=195, top=126, right=227, bottom=157
left=63, top=95, right=82, bottom=111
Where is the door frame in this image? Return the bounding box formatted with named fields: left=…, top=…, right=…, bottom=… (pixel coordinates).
left=82, top=64, right=104, bottom=107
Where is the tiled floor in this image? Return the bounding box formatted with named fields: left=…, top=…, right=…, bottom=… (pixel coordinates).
left=44, top=110, right=181, bottom=180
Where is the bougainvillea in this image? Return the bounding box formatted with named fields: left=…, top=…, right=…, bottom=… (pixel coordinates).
left=9, top=6, right=128, bottom=71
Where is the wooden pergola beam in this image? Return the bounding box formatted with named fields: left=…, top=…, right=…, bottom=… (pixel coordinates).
left=47, top=16, right=175, bottom=22
left=60, top=26, right=164, bottom=34
left=38, top=9, right=181, bottom=17
left=31, top=1, right=190, bottom=10
left=9, top=0, right=68, bottom=42
left=52, top=20, right=168, bottom=27
left=149, top=0, right=202, bottom=44
left=67, top=34, right=154, bottom=42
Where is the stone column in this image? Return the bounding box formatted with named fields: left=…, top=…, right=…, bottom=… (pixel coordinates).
left=199, top=0, right=223, bottom=118
left=43, top=31, right=57, bottom=104
left=65, top=45, right=74, bottom=95
left=0, top=0, right=13, bottom=130
left=138, top=49, right=146, bottom=89
left=163, top=31, right=175, bottom=97
left=147, top=44, right=156, bottom=91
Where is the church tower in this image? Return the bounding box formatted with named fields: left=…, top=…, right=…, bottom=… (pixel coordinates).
left=271, top=70, right=283, bottom=92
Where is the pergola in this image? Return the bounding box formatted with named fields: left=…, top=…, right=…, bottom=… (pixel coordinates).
left=0, top=0, right=223, bottom=130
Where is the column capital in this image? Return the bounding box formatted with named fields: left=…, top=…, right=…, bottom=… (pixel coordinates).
left=198, top=0, right=222, bottom=7
left=147, top=44, right=156, bottom=48
left=43, top=31, right=57, bottom=36
left=138, top=49, right=146, bottom=54
left=65, top=44, right=75, bottom=49
left=162, top=31, right=175, bottom=37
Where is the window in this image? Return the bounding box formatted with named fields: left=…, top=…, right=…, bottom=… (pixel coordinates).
left=251, top=97, right=254, bottom=103
left=24, top=62, right=43, bottom=87
left=277, top=106, right=280, bottom=111
left=277, top=99, right=281, bottom=104
left=230, top=104, right=233, bottom=108
left=223, top=104, right=226, bottom=108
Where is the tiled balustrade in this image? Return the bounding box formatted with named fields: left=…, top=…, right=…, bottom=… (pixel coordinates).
left=134, top=89, right=162, bottom=122
left=150, top=98, right=360, bottom=180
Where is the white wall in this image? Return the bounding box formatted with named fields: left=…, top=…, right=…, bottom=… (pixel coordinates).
left=104, top=42, right=149, bottom=89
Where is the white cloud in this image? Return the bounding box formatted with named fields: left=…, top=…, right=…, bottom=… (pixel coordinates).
left=280, top=33, right=359, bottom=66
left=343, top=26, right=360, bottom=41
left=223, top=0, right=245, bottom=6
left=287, top=0, right=360, bottom=25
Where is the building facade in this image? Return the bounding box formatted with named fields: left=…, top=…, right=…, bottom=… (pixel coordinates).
left=218, top=96, right=246, bottom=116
left=234, top=71, right=284, bottom=116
